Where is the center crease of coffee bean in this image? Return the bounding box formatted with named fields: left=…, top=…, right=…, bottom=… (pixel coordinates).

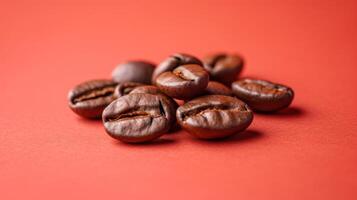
left=181, top=105, right=247, bottom=121
left=241, top=82, right=285, bottom=96
left=107, top=111, right=152, bottom=122
left=105, top=104, right=167, bottom=122
left=174, top=71, right=195, bottom=81
left=72, top=86, right=115, bottom=104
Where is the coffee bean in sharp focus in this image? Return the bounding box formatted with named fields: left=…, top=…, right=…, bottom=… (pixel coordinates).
left=114, top=82, right=144, bottom=98
left=129, top=85, right=181, bottom=133
left=152, top=53, right=202, bottom=83
left=68, top=80, right=117, bottom=119
left=232, top=78, right=294, bottom=112
left=112, top=61, right=155, bottom=84
left=177, top=95, right=253, bottom=139
left=102, top=93, right=176, bottom=143
left=203, top=53, right=244, bottom=86
left=204, top=81, right=233, bottom=96
left=155, top=64, right=209, bottom=100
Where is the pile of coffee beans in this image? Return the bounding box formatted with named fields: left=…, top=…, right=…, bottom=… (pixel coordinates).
left=68, top=53, right=294, bottom=143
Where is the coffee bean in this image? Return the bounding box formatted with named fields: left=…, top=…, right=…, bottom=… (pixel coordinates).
left=112, top=61, right=155, bottom=84
left=114, top=82, right=144, bottom=97
left=204, top=81, right=233, bottom=96
left=130, top=85, right=181, bottom=133
left=102, top=93, right=176, bottom=143
left=155, top=64, right=209, bottom=100
left=177, top=95, right=253, bottom=139
left=203, top=53, right=244, bottom=86
left=68, top=80, right=117, bottom=119
left=152, top=53, right=202, bottom=83
left=232, top=78, right=294, bottom=112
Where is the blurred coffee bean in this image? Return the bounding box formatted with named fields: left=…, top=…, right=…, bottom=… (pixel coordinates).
left=112, top=61, right=155, bottom=84
left=68, top=80, right=117, bottom=119
left=203, top=53, right=244, bottom=86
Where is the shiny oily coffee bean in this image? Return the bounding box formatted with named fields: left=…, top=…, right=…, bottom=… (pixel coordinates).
left=177, top=95, right=253, bottom=139
left=155, top=64, right=209, bottom=100
left=232, top=78, right=294, bottom=112
left=114, top=82, right=144, bottom=97
left=68, top=80, right=117, bottom=119
left=203, top=53, right=244, bottom=86
left=130, top=85, right=181, bottom=133
left=152, top=53, right=202, bottom=83
left=112, top=61, right=155, bottom=84
left=102, top=93, right=176, bottom=143
left=204, top=81, right=233, bottom=96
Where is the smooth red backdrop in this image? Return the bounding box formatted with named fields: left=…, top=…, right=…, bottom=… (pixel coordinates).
left=1, top=0, right=357, bottom=199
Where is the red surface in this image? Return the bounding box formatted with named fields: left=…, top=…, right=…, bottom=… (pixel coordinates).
left=1, top=0, right=357, bottom=199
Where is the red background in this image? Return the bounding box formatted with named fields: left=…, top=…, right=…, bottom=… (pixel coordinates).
left=1, top=0, right=357, bottom=199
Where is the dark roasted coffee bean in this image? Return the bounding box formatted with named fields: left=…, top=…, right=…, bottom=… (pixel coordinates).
left=176, top=95, right=253, bottom=139
left=102, top=93, right=176, bottom=143
left=232, top=78, right=294, bottom=112
left=203, top=53, right=244, bottom=86
left=68, top=80, right=117, bottom=118
left=155, top=64, right=209, bottom=100
left=152, top=53, right=202, bottom=83
left=112, top=61, right=155, bottom=84
left=204, top=81, right=233, bottom=96
left=130, top=85, right=180, bottom=133
left=114, top=82, right=144, bottom=97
